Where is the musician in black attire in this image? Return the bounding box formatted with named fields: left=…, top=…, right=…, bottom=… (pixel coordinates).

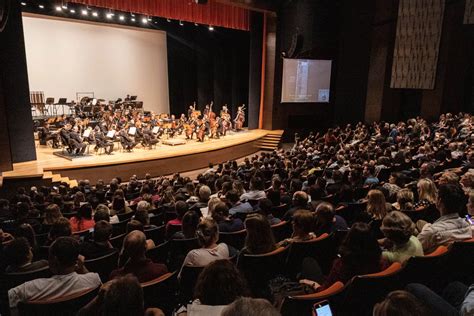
left=69, top=126, right=87, bottom=155
left=38, top=123, right=60, bottom=148
left=93, top=126, right=114, bottom=154
left=141, top=124, right=159, bottom=148
left=117, top=127, right=136, bottom=151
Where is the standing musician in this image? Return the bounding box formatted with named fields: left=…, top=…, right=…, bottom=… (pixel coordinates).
left=93, top=126, right=114, bottom=154
left=196, top=116, right=207, bottom=142
left=188, top=102, right=197, bottom=119
left=220, top=105, right=232, bottom=136
left=234, top=104, right=246, bottom=131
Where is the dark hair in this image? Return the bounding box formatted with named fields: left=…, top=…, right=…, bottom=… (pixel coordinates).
left=225, top=190, right=240, bottom=203
left=126, top=220, right=144, bottom=233
left=175, top=200, right=189, bottom=220
left=181, top=211, right=200, bottom=239
left=258, top=198, right=273, bottom=216
left=134, top=209, right=149, bottom=226
left=102, top=275, right=144, bottom=316
left=437, top=184, right=465, bottom=214
left=78, top=203, right=93, bottom=220
left=49, top=236, right=80, bottom=267
left=4, top=237, right=31, bottom=267
left=373, top=290, right=431, bottom=316
left=14, top=223, right=37, bottom=249
left=244, top=214, right=276, bottom=254
left=49, top=217, right=72, bottom=240
left=314, top=202, right=335, bottom=234
left=212, top=202, right=230, bottom=222
left=94, top=220, right=113, bottom=242
left=339, top=222, right=382, bottom=279
left=292, top=210, right=314, bottom=234
left=194, top=259, right=249, bottom=305
left=94, top=208, right=110, bottom=222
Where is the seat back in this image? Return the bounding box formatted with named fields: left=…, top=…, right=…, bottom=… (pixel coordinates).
left=405, top=204, right=440, bottom=223
left=17, top=286, right=99, bottom=316
left=0, top=266, right=52, bottom=316
left=237, top=246, right=289, bottom=299
left=271, top=221, right=292, bottom=242
left=146, top=241, right=170, bottom=265
left=280, top=281, right=345, bottom=316
left=112, top=220, right=129, bottom=236
left=165, top=224, right=182, bottom=240
left=145, top=225, right=165, bottom=245
left=219, top=229, right=247, bottom=250
left=117, top=212, right=135, bottom=222
left=446, top=238, right=474, bottom=285
left=178, top=266, right=205, bottom=304
left=149, top=213, right=165, bottom=226
left=142, top=272, right=177, bottom=315
left=168, top=238, right=200, bottom=271
left=285, top=233, right=337, bottom=278
left=272, top=204, right=289, bottom=219
left=339, top=262, right=403, bottom=315
left=84, top=250, right=119, bottom=282
left=110, top=232, right=127, bottom=249
left=399, top=245, right=450, bottom=291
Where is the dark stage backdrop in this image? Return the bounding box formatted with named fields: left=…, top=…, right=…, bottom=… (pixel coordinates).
left=166, top=23, right=250, bottom=124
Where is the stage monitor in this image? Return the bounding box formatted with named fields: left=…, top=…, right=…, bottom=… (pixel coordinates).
left=281, top=58, right=332, bottom=103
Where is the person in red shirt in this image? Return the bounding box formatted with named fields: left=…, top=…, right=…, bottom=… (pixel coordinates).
left=69, top=203, right=95, bottom=232
left=110, top=230, right=168, bottom=283
left=165, top=201, right=188, bottom=238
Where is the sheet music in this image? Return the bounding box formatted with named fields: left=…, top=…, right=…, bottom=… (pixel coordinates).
left=106, top=130, right=115, bottom=138
left=129, top=127, right=137, bottom=135
left=83, top=129, right=91, bottom=138
left=152, top=126, right=159, bottom=134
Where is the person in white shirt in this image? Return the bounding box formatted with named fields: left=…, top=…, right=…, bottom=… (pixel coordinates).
left=240, top=177, right=266, bottom=201
left=8, top=237, right=102, bottom=313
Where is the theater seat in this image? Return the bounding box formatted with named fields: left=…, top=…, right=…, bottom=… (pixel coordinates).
left=219, top=229, right=247, bottom=250
left=339, top=262, right=403, bottom=315
left=84, top=251, right=119, bottom=282
left=237, top=246, right=289, bottom=299
left=141, top=271, right=177, bottom=315
left=446, top=238, right=474, bottom=284
left=178, top=266, right=205, bottom=304
left=17, top=286, right=99, bottom=316
left=110, top=232, right=127, bottom=249
left=280, top=281, right=345, bottom=316
left=271, top=220, right=292, bottom=242
left=117, top=212, right=135, bottom=222
left=168, top=238, right=200, bottom=271
left=399, top=245, right=450, bottom=291
left=146, top=241, right=170, bottom=265
left=285, top=233, right=337, bottom=278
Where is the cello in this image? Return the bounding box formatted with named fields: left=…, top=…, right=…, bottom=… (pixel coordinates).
left=234, top=105, right=246, bottom=131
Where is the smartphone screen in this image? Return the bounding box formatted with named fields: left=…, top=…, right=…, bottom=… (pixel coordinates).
left=314, top=301, right=333, bottom=316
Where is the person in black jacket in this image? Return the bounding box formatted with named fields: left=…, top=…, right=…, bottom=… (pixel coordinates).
left=93, top=126, right=114, bottom=154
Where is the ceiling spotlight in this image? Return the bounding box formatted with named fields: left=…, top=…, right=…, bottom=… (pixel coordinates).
left=55, top=6, right=62, bottom=11
left=131, top=13, right=135, bottom=17
left=70, top=9, right=76, bottom=13
left=179, top=21, right=184, bottom=26
left=62, top=4, right=68, bottom=9
left=38, top=4, right=45, bottom=9
left=92, top=11, right=98, bottom=17
left=166, top=18, right=171, bottom=22
left=208, top=25, right=214, bottom=31
left=106, top=13, right=113, bottom=19
left=142, top=17, right=148, bottom=24
left=147, top=17, right=152, bottom=21
left=119, top=15, right=125, bottom=21
left=131, top=17, right=136, bottom=22
left=194, top=22, right=199, bottom=26
left=81, top=9, right=88, bottom=16
left=21, top=2, right=27, bottom=6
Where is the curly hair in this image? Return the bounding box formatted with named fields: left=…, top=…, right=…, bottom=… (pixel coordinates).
left=193, top=259, right=249, bottom=305
left=381, top=211, right=415, bottom=245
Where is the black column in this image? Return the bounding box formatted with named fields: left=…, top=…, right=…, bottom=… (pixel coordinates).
left=0, top=0, right=36, bottom=166
left=248, top=11, right=263, bottom=130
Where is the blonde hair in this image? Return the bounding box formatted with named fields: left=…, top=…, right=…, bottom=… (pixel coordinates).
left=396, top=189, right=414, bottom=211
left=417, top=178, right=437, bottom=204
left=367, top=190, right=387, bottom=220
left=207, top=197, right=222, bottom=218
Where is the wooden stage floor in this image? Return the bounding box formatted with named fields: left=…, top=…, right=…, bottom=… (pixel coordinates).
left=1, top=129, right=280, bottom=185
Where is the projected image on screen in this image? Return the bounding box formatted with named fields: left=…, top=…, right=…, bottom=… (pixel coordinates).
left=281, top=59, right=332, bottom=103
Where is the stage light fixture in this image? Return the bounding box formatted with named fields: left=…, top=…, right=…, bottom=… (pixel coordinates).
left=21, top=2, right=27, bottom=6
left=38, top=4, right=45, bottom=9
left=208, top=25, right=214, bottom=31
left=119, top=15, right=125, bottom=21
left=141, top=17, right=148, bottom=24
left=70, top=9, right=76, bottom=13
left=81, top=9, right=88, bottom=16
left=62, top=3, right=68, bottom=9
left=147, top=17, right=152, bottom=21
left=106, top=13, right=113, bottom=19
left=131, top=13, right=135, bottom=17
left=179, top=21, right=184, bottom=26
left=194, top=22, right=199, bottom=26
left=131, top=17, right=136, bottom=22
left=167, top=18, right=171, bottom=22
left=55, top=6, right=62, bottom=11
left=92, top=11, right=98, bottom=17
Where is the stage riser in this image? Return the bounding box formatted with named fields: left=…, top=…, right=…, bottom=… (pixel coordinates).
left=51, top=140, right=261, bottom=183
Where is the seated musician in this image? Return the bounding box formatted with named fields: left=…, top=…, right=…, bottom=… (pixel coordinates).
left=117, top=126, right=137, bottom=151
left=141, top=123, right=159, bottom=148
left=69, top=125, right=87, bottom=155
left=93, top=126, right=114, bottom=154
left=38, top=123, right=60, bottom=148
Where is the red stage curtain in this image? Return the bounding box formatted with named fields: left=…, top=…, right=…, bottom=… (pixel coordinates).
left=69, top=0, right=250, bottom=31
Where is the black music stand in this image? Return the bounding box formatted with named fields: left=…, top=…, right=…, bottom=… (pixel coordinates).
left=45, top=97, right=55, bottom=116
left=55, top=98, right=67, bottom=115
left=130, top=95, right=137, bottom=101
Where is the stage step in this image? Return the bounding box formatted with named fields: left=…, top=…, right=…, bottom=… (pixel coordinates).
left=257, top=131, right=284, bottom=151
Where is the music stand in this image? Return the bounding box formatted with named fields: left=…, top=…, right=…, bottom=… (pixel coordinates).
left=45, top=97, right=55, bottom=116
left=130, top=95, right=137, bottom=101
left=135, top=102, right=143, bottom=111
left=56, top=98, right=67, bottom=115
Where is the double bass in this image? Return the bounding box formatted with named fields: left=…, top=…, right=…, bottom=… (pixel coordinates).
left=234, top=105, right=246, bottom=131
left=196, top=117, right=206, bottom=142
left=208, top=102, right=219, bottom=139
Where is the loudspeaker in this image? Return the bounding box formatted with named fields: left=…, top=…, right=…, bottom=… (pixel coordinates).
left=195, top=0, right=208, bottom=4
left=0, top=0, right=11, bottom=32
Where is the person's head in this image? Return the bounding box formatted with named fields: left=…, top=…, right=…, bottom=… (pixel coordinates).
left=438, top=171, right=459, bottom=186
left=373, top=290, right=431, bottom=316
left=4, top=237, right=33, bottom=268
left=136, top=201, right=150, bottom=213
left=292, top=210, right=314, bottom=238
left=101, top=275, right=145, bottom=316
left=258, top=198, right=273, bottom=216
left=181, top=211, right=200, bottom=239
left=196, top=218, right=219, bottom=248
left=222, top=297, right=280, bottom=316
left=292, top=191, right=309, bottom=208
left=78, top=203, right=93, bottom=220
left=212, top=202, right=230, bottom=222
left=44, top=204, right=63, bottom=225
left=134, top=209, right=150, bottom=226
left=244, top=213, right=276, bottom=254
left=48, top=237, right=80, bottom=274
left=367, top=189, right=387, bottom=220
left=175, top=200, right=189, bottom=220
left=417, top=178, right=438, bottom=204
left=126, top=220, right=144, bottom=233
left=250, top=177, right=264, bottom=191
left=225, top=190, right=240, bottom=204
left=94, top=220, right=113, bottom=243
left=73, top=191, right=85, bottom=206
left=94, top=204, right=111, bottom=222
left=49, top=217, right=72, bottom=241
left=381, top=211, right=415, bottom=246
left=194, top=259, right=249, bottom=306
left=396, top=189, right=414, bottom=211
left=199, top=185, right=211, bottom=202
left=437, top=184, right=465, bottom=215
left=339, top=222, right=381, bottom=268
left=315, top=202, right=335, bottom=229
left=120, top=230, right=147, bottom=264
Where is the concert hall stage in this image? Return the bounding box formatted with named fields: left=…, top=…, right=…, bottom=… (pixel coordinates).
left=0, top=129, right=282, bottom=187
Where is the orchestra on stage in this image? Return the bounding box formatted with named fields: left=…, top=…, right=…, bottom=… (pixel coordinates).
left=35, top=96, right=246, bottom=156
